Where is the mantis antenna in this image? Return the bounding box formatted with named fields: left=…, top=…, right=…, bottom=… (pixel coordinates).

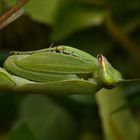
left=119, top=79, right=140, bottom=83
left=0, top=0, right=29, bottom=30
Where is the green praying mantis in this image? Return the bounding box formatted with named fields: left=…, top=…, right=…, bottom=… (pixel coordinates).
left=0, top=0, right=139, bottom=95
left=0, top=45, right=134, bottom=95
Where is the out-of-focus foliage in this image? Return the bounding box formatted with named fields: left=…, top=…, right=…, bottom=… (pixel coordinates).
left=9, top=95, right=77, bottom=140
left=0, top=0, right=140, bottom=140
left=96, top=88, right=139, bottom=140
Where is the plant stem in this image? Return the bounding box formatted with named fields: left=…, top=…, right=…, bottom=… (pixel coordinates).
left=0, top=0, right=29, bottom=30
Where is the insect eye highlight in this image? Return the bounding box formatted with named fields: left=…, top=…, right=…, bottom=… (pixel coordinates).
left=97, top=54, right=104, bottom=63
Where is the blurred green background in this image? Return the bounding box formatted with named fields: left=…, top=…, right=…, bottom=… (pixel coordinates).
left=0, top=0, right=140, bottom=140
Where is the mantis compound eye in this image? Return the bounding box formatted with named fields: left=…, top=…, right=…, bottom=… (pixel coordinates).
left=97, top=54, right=103, bottom=61
left=97, top=54, right=107, bottom=69
left=97, top=54, right=107, bottom=63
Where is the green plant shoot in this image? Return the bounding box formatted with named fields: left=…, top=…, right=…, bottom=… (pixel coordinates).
left=0, top=46, right=124, bottom=95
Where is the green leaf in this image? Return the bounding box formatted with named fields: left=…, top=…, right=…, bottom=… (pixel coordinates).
left=6, top=0, right=62, bottom=25
left=9, top=95, right=77, bottom=140
left=96, top=88, right=139, bottom=140
left=6, top=0, right=106, bottom=41
left=24, top=0, right=61, bottom=25
left=8, top=122, right=39, bottom=140
left=52, top=6, right=106, bottom=40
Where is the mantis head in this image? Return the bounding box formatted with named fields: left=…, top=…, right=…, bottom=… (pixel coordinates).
left=97, top=54, right=122, bottom=89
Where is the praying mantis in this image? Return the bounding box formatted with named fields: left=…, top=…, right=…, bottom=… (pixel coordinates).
left=0, top=0, right=139, bottom=95
left=0, top=45, right=123, bottom=95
